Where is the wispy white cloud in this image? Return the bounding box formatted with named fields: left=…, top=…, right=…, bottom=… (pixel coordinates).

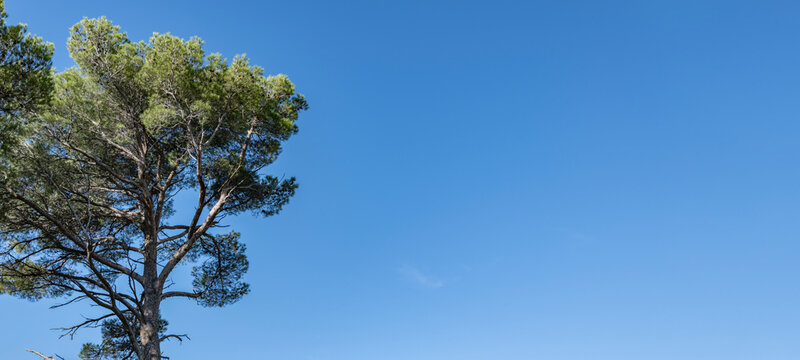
left=398, top=265, right=444, bottom=288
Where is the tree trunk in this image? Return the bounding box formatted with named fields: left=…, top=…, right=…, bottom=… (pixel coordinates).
left=139, top=295, right=161, bottom=360
left=140, top=237, right=161, bottom=360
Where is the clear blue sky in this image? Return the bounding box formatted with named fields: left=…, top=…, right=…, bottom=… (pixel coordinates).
left=3, top=0, right=800, bottom=359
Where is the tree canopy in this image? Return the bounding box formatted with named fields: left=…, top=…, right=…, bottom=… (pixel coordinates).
left=0, top=16, right=306, bottom=360
left=0, top=0, right=54, bottom=155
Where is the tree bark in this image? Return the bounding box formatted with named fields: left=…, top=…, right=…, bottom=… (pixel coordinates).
left=140, top=236, right=161, bottom=360
left=139, top=293, right=161, bottom=360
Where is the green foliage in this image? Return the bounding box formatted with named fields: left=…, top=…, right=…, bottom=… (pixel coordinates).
left=0, top=0, right=54, bottom=156
left=79, top=316, right=169, bottom=360
left=192, top=232, right=249, bottom=307
left=0, top=259, right=68, bottom=300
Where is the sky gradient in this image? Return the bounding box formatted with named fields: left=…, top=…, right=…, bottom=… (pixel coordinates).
left=3, top=0, right=800, bottom=359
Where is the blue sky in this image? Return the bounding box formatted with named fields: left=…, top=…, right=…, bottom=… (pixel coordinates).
left=3, top=0, right=800, bottom=359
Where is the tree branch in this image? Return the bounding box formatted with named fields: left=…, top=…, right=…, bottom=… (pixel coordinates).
left=25, top=349, right=56, bottom=360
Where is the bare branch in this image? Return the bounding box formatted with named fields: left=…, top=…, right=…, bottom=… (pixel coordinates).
left=161, top=291, right=200, bottom=300
left=25, top=349, right=56, bottom=360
